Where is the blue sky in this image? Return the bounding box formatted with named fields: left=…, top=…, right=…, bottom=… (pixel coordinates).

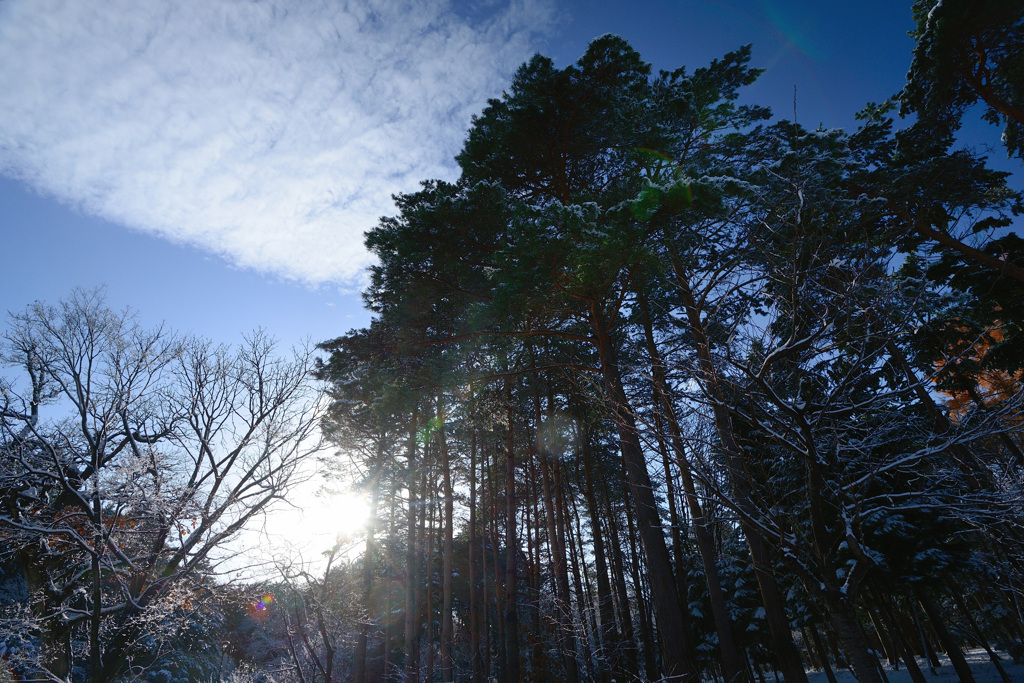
left=0, top=1, right=951, bottom=353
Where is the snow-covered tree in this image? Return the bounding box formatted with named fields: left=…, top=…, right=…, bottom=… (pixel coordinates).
left=0, top=289, right=323, bottom=682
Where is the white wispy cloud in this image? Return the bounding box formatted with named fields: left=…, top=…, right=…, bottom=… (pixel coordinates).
left=0, top=0, right=554, bottom=285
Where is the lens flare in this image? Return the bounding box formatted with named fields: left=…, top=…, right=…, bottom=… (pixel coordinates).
left=247, top=591, right=276, bottom=620
left=256, top=592, right=274, bottom=610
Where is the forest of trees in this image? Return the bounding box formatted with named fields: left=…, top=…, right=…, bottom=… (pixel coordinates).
left=3, top=1, right=1024, bottom=682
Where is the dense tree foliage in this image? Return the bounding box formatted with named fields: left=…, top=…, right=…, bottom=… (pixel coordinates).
left=311, top=35, right=1024, bottom=683
left=902, top=0, right=1024, bottom=159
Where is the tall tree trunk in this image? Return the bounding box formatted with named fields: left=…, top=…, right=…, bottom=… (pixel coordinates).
left=602, top=478, right=641, bottom=676
left=425, top=479, right=437, bottom=683
left=469, top=427, right=485, bottom=682
left=527, top=454, right=545, bottom=674
left=490, top=439, right=506, bottom=680
left=638, top=286, right=749, bottom=683
left=590, top=307, right=698, bottom=681
left=871, top=586, right=927, bottom=683
left=810, top=626, right=839, bottom=683
left=915, top=587, right=975, bottom=683
left=568, top=492, right=599, bottom=683
left=622, top=476, right=664, bottom=682
left=384, top=478, right=402, bottom=683
left=411, top=465, right=430, bottom=681
left=792, top=521, right=888, bottom=683
left=866, top=606, right=897, bottom=667
left=403, top=412, right=420, bottom=683
left=89, top=487, right=104, bottom=683
left=504, top=378, right=521, bottom=683
left=653, top=405, right=688, bottom=584
left=538, top=442, right=581, bottom=683
left=532, top=360, right=584, bottom=681
left=949, top=584, right=1012, bottom=683
left=669, top=256, right=809, bottom=683
left=483, top=531, right=493, bottom=681
left=358, top=449, right=386, bottom=683
left=909, top=596, right=941, bottom=672
left=826, top=598, right=884, bottom=683
left=552, top=403, right=585, bottom=681
left=581, top=423, right=621, bottom=683
left=438, top=398, right=455, bottom=683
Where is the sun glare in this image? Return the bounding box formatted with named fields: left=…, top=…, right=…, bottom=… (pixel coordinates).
left=261, top=482, right=375, bottom=563
left=324, top=490, right=371, bottom=538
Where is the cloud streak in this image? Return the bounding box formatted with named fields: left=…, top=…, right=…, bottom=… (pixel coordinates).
left=0, top=0, right=554, bottom=285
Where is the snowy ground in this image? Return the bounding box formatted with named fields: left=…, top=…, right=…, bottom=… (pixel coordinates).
left=804, top=649, right=1024, bottom=682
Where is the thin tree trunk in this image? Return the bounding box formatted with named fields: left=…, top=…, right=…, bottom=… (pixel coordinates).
left=668, top=252, right=809, bottom=683
left=282, top=608, right=310, bottom=683
left=539, top=440, right=581, bottom=683
left=623, top=477, right=663, bottom=682
left=89, top=486, right=104, bottom=683
left=652, top=403, right=688, bottom=584
left=357, top=455, right=385, bottom=683
left=591, top=308, right=698, bottom=681
left=867, top=605, right=898, bottom=667
left=527, top=453, right=545, bottom=674
left=949, top=583, right=1012, bottom=683
left=483, top=533, right=492, bottom=681
left=414, top=466, right=431, bottom=679
left=384, top=478, right=401, bottom=683
left=909, top=596, right=941, bottom=672
left=490, top=439, right=506, bottom=680
left=602, top=478, right=641, bottom=677
left=544, top=385, right=585, bottom=683
left=568, top=491, right=599, bottom=683
left=504, top=378, right=521, bottom=683
left=871, top=586, right=927, bottom=683
left=580, top=420, right=620, bottom=683
left=426, top=478, right=437, bottom=683
left=403, top=412, right=420, bottom=683
left=438, top=398, right=455, bottom=683
left=639, top=286, right=749, bottom=683
left=810, top=626, right=839, bottom=683
left=915, top=587, right=975, bottom=683
left=470, top=427, right=485, bottom=682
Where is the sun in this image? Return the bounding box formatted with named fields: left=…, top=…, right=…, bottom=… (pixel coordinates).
left=329, top=490, right=371, bottom=537
left=262, top=484, right=374, bottom=559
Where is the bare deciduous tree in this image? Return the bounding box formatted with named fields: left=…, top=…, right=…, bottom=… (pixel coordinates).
left=0, top=289, right=323, bottom=683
